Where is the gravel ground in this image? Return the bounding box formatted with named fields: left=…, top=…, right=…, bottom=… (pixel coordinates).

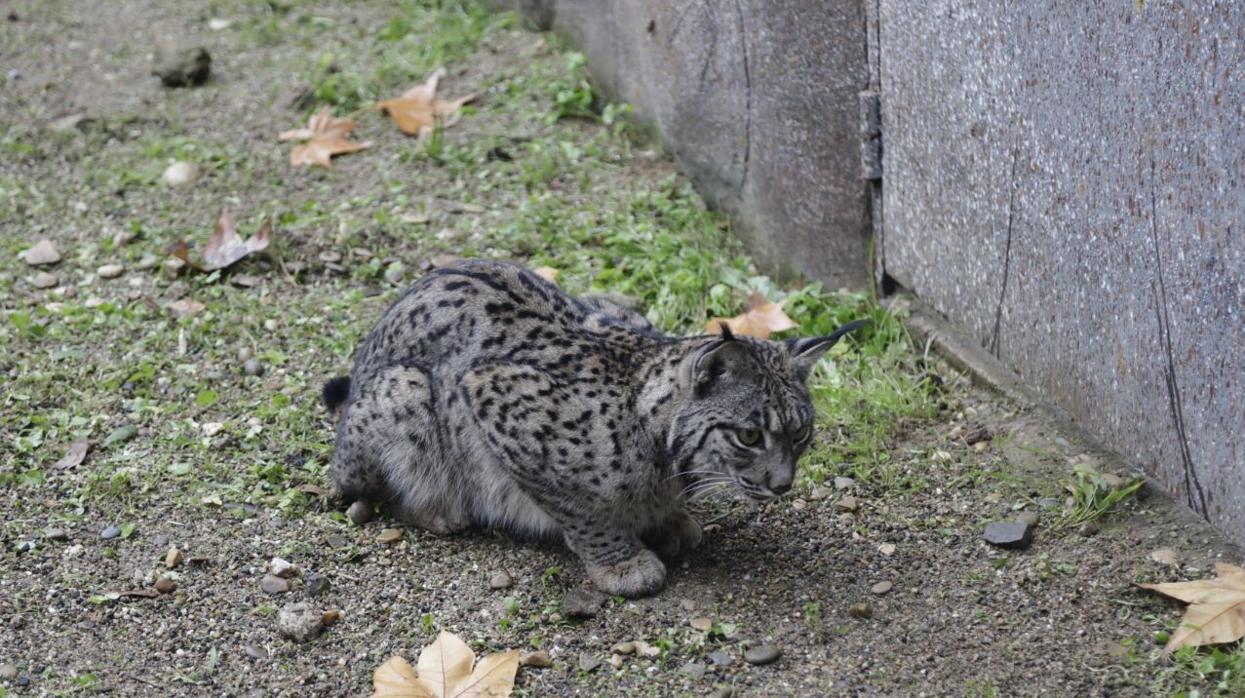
left=1, top=2, right=1241, bottom=696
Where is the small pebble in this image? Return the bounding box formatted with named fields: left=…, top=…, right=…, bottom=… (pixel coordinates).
left=608, top=653, right=623, bottom=669
left=377, top=528, right=403, bottom=545
left=165, top=547, right=184, bottom=569
left=243, top=358, right=264, bottom=376
left=611, top=641, right=635, bottom=655
left=97, top=264, right=124, bottom=279
left=32, top=272, right=58, bottom=289
left=520, top=650, right=552, bottom=668
left=708, top=650, right=732, bottom=666
left=155, top=576, right=176, bottom=594
left=261, top=574, right=291, bottom=594
left=347, top=500, right=372, bottom=526
left=44, top=528, right=68, bottom=541
left=243, top=644, right=268, bottom=660
left=680, top=661, right=706, bottom=679
left=711, top=686, right=736, bottom=698
left=162, top=161, right=200, bottom=187
left=1038, top=497, right=1061, bottom=509
left=878, top=543, right=896, bottom=556
left=100, top=525, right=121, bottom=540
left=489, top=571, right=514, bottom=590
left=578, top=653, right=601, bottom=672
left=1078, top=522, right=1100, bottom=537
left=135, top=253, right=160, bottom=270
left=833, top=476, right=855, bottom=490
left=871, top=580, right=893, bottom=595
left=22, top=239, right=60, bottom=266
left=808, top=485, right=831, bottom=500
left=679, top=598, right=696, bottom=612
left=270, top=557, right=300, bottom=579
left=1017, top=510, right=1040, bottom=528
left=321, top=608, right=340, bottom=626
left=983, top=519, right=1035, bottom=549
left=849, top=602, right=873, bottom=618
left=277, top=602, right=322, bottom=642
left=634, top=640, right=660, bottom=658
left=563, top=587, right=607, bottom=619
left=154, top=46, right=211, bottom=87
left=834, top=496, right=859, bottom=512
left=743, top=644, right=782, bottom=666
left=304, top=573, right=330, bottom=596
left=0, top=664, right=16, bottom=680
left=689, top=617, right=713, bottom=632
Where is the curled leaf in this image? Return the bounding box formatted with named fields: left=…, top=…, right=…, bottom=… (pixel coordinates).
left=378, top=69, right=476, bottom=139
left=279, top=108, right=371, bottom=168
left=170, top=211, right=272, bottom=273
left=705, top=291, right=798, bottom=339
left=1137, top=562, right=1245, bottom=652
left=372, top=631, right=519, bottom=698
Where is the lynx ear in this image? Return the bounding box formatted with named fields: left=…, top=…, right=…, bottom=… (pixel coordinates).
left=784, top=319, right=871, bottom=381
left=684, top=331, right=752, bottom=396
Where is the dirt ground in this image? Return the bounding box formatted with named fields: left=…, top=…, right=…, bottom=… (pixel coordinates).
left=1, top=2, right=1242, bottom=697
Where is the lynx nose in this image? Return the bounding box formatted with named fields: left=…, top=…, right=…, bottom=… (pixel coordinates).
left=767, top=471, right=793, bottom=495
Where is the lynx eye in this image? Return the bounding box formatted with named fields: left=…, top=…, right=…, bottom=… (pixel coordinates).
left=793, top=423, right=813, bottom=443
left=736, top=427, right=763, bottom=447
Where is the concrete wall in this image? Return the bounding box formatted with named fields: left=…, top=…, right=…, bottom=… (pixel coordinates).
left=498, top=0, right=872, bottom=289
left=499, top=0, right=1245, bottom=544
left=878, top=1, right=1244, bottom=539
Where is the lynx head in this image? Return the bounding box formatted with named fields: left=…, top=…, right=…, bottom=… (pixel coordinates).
left=669, top=321, right=868, bottom=501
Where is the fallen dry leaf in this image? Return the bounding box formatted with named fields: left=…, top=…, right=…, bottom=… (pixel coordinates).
left=279, top=107, right=371, bottom=167
left=372, top=630, right=519, bottom=698
left=1137, top=562, right=1245, bottom=652
left=378, top=69, right=476, bottom=139
left=53, top=438, right=91, bottom=469
left=1149, top=548, right=1181, bottom=568
left=705, top=291, right=798, bottom=340
left=170, top=211, right=272, bottom=272
left=168, top=298, right=206, bottom=319
left=532, top=266, right=558, bottom=284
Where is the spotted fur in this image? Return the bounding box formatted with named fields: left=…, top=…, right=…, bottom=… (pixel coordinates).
left=327, top=259, right=865, bottom=596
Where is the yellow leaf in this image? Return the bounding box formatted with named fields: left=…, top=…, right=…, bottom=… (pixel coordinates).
left=374, top=631, right=518, bottom=698
left=704, top=291, right=798, bottom=340
left=278, top=108, right=371, bottom=168
left=372, top=656, right=433, bottom=698
left=532, top=266, right=558, bottom=284
left=1138, top=562, right=1245, bottom=652
left=378, top=69, right=476, bottom=139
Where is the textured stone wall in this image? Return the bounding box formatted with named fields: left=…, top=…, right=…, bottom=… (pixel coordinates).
left=497, top=0, right=872, bottom=289
left=878, top=1, right=1244, bottom=542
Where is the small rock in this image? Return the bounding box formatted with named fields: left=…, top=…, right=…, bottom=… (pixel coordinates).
left=162, top=161, right=200, bottom=187
left=849, top=602, right=873, bottom=619
left=871, top=580, right=893, bottom=595
left=319, top=250, right=342, bottom=263
left=153, top=535, right=170, bottom=548
left=321, top=608, right=340, bottom=626
left=489, top=570, right=513, bottom=590
left=383, top=261, right=405, bottom=285
left=304, top=573, right=330, bottom=596
left=168, top=298, right=205, bottom=318
left=0, top=663, right=16, bottom=680
left=547, top=612, right=563, bottom=623
left=347, top=500, right=372, bottom=526
left=520, top=650, right=552, bottom=668
left=983, top=520, right=1035, bottom=549
left=563, top=587, right=607, bottom=618
left=608, top=653, right=624, bottom=669
left=243, top=643, right=268, bottom=660
left=165, top=547, right=184, bottom=569
left=808, top=485, right=831, bottom=500
left=44, top=528, right=68, bottom=541
left=633, top=640, right=660, bottom=658
left=231, top=274, right=260, bottom=288
left=710, top=687, right=736, bottom=698
left=611, top=641, right=635, bottom=655
left=270, top=557, right=300, bottom=578
left=100, top=525, right=121, bottom=540
left=277, top=602, right=323, bottom=642
left=878, top=543, right=896, bottom=556
left=261, top=574, right=291, bottom=594
left=22, top=239, right=61, bottom=266
left=680, top=661, right=706, bottom=679
left=1017, top=510, right=1040, bottom=528
left=376, top=528, right=403, bottom=545
left=1149, top=548, right=1180, bottom=567
left=155, top=576, right=176, bottom=594
left=1038, top=498, right=1061, bottom=510
left=708, top=650, right=732, bottom=666
left=689, top=617, right=713, bottom=632
left=790, top=498, right=807, bottom=511
left=201, top=422, right=224, bottom=437
left=135, top=253, right=160, bottom=270
left=1078, top=522, right=1100, bottom=537
left=963, top=425, right=991, bottom=445
left=154, top=47, right=211, bottom=87
left=578, top=653, right=601, bottom=673
left=243, top=358, right=264, bottom=376
left=834, top=496, right=859, bottom=512
left=833, top=476, right=855, bottom=490
left=32, top=271, right=58, bottom=289
left=50, top=113, right=89, bottom=132
left=679, top=598, right=697, bottom=612
left=208, top=17, right=232, bottom=31
left=743, top=644, right=782, bottom=666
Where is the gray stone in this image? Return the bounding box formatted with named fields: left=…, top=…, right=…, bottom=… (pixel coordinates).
left=0, top=663, right=16, bottom=680
left=489, top=570, right=514, bottom=590
left=743, top=644, right=782, bottom=666
left=983, top=520, right=1034, bottom=550
left=277, top=602, right=322, bottom=642
left=100, top=525, right=121, bottom=540
left=243, top=643, right=269, bottom=660
left=563, top=587, right=606, bottom=618
left=708, top=650, right=732, bottom=666
left=32, top=272, right=57, bottom=289
left=22, top=239, right=60, bottom=266
left=1017, top=510, right=1040, bottom=528
left=577, top=653, right=601, bottom=672
left=833, top=476, right=856, bottom=491
left=680, top=661, right=706, bottom=679
left=243, top=358, right=264, bottom=376
left=154, top=47, right=211, bottom=87
left=347, top=500, right=372, bottom=526
left=261, top=574, right=291, bottom=594
left=304, top=573, right=330, bottom=596
left=44, top=528, right=68, bottom=541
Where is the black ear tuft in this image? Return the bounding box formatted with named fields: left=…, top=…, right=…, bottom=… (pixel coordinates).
left=717, top=322, right=735, bottom=341
left=322, top=376, right=352, bottom=412
left=784, top=319, right=871, bottom=381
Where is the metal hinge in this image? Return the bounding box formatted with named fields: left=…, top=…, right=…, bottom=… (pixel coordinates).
left=859, top=91, right=882, bottom=180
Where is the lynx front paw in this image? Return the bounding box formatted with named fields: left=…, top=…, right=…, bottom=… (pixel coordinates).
left=644, top=511, right=703, bottom=561
left=586, top=549, right=667, bottom=597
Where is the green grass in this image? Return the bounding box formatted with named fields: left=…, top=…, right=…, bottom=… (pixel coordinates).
left=1053, top=462, right=1143, bottom=532
left=1161, top=642, right=1245, bottom=696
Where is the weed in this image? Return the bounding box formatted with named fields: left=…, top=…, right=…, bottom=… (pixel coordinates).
left=1054, top=463, right=1142, bottom=531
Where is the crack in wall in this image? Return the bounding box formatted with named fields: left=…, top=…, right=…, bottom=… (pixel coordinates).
left=988, top=143, right=1020, bottom=357
left=732, top=0, right=751, bottom=195
left=1149, top=158, right=1208, bottom=520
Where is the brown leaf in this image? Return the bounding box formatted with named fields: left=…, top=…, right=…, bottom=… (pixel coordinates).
left=1149, top=548, right=1180, bottom=568
left=704, top=291, right=798, bottom=340
left=279, top=107, right=371, bottom=168
left=532, top=267, right=558, bottom=285
left=53, top=438, right=90, bottom=469
left=372, top=631, right=519, bottom=698
left=1137, top=562, right=1245, bottom=651
left=202, top=211, right=272, bottom=271
left=296, top=484, right=333, bottom=498
left=378, top=69, right=476, bottom=139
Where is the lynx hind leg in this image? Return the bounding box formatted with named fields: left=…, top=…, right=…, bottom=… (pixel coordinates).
left=330, top=364, right=464, bottom=531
